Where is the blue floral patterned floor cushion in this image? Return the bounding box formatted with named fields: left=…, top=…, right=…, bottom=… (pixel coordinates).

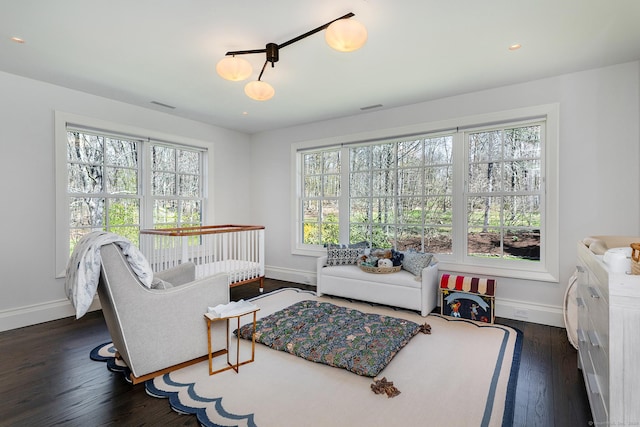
left=236, top=300, right=430, bottom=377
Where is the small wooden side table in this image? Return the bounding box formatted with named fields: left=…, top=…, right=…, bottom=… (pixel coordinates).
left=204, top=308, right=259, bottom=376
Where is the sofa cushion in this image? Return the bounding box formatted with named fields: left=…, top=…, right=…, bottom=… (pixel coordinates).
left=401, top=251, right=434, bottom=277
left=326, top=244, right=365, bottom=266
left=321, top=264, right=421, bottom=289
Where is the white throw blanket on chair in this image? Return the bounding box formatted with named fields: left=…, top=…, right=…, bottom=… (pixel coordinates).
left=65, top=231, right=153, bottom=319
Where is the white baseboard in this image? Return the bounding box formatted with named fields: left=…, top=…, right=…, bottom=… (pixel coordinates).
left=495, top=297, right=564, bottom=328
left=0, top=297, right=101, bottom=332
left=265, top=265, right=317, bottom=286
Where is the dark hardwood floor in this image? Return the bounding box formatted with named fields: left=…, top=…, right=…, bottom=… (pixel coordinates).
left=0, top=279, right=592, bottom=426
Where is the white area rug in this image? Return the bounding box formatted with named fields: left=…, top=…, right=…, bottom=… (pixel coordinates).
left=92, top=288, right=522, bottom=427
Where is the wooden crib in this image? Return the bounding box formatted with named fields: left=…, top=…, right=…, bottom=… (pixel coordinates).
left=140, top=224, right=265, bottom=291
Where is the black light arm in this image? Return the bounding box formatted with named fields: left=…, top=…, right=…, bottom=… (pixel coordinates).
left=278, top=12, right=354, bottom=49
left=224, top=12, right=355, bottom=59
left=257, top=60, right=269, bottom=81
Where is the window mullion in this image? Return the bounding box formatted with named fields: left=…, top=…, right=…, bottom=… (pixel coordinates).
left=141, top=142, right=153, bottom=229
left=339, top=146, right=350, bottom=243
left=392, top=143, right=399, bottom=248
left=453, top=131, right=467, bottom=262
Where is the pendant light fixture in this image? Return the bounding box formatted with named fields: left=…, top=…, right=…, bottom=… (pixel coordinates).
left=216, top=12, right=366, bottom=101
left=216, top=56, right=252, bottom=82
left=244, top=79, right=275, bottom=101
left=325, top=18, right=368, bottom=52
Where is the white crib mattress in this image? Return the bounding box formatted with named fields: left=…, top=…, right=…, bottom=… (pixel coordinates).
left=195, top=259, right=262, bottom=283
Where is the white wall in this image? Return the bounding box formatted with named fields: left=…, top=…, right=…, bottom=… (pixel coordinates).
left=1, top=61, right=638, bottom=331
left=250, top=61, right=640, bottom=327
left=0, top=71, right=252, bottom=331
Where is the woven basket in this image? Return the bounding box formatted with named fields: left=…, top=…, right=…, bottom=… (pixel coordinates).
left=359, top=264, right=401, bottom=274
left=631, top=243, right=640, bottom=275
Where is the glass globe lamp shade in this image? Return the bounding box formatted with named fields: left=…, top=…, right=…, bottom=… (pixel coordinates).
left=244, top=80, right=275, bottom=101
left=325, top=18, right=367, bottom=52
left=216, top=56, right=252, bottom=81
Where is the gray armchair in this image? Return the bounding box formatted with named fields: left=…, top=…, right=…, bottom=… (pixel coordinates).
left=97, top=243, right=229, bottom=384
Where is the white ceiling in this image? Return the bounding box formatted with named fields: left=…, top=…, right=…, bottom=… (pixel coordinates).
left=2, top=0, right=640, bottom=134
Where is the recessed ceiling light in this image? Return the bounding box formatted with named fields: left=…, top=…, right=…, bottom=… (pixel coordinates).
left=242, top=111, right=249, bottom=116
left=508, top=43, right=521, bottom=51
left=10, top=36, right=25, bottom=44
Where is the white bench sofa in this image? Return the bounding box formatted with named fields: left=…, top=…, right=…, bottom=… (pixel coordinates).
left=316, top=255, right=439, bottom=316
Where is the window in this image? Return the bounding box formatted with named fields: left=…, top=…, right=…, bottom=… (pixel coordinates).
left=151, top=145, right=203, bottom=229
left=66, top=131, right=204, bottom=249
left=347, top=136, right=454, bottom=250
left=465, top=125, right=542, bottom=261
left=301, top=135, right=454, bottom=251
left=67, top=130, right=143, bottom=248
left=293, top=105, right=558, bottom=281
left=301, top=149, right=341, bottom=245
left=55, top=112, right=208, bottom=276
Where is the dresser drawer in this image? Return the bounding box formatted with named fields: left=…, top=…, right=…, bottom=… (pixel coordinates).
left=577, top=279, right=610, bottom=421
left=586, top=297, right=608, bottom=351
left=577, top=319, right=610, bottom=412
left=579, top=283, right=609, bottom=350
left=586, top=316, right=609, bottom=409
left=585, top=369, right=609, bottom=424
left=579, top=343, right=608, bottom=425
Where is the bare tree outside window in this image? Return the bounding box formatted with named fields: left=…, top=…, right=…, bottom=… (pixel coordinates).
left=301, top=135, right=454, bottom=253
left=299, top=120, right=543, bottom=263
left=66, top=131, right=204, bottom=253
left=67, top=132, right=140, bottom=250
left=466, top=125, right=541, bottom=260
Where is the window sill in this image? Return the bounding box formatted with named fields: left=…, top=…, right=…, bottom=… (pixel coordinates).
left=437, top=261, right=558, bottom=283
left=292, top=246, right=327, bottom=258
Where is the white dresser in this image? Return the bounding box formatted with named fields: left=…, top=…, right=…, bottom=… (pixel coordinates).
left=576, top=240, right=640, bottom=425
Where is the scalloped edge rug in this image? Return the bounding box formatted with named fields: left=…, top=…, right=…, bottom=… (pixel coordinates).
left=91, top=288, right=522, bottom=427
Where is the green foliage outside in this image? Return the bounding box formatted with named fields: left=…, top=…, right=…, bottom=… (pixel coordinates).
left=67, top=131, right=203, bottom=254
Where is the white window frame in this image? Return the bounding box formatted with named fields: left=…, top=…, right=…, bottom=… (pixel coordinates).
left=147, top=142, right=206, bottom=230
left=291, top=104, right=559, bottom=282
left=54, top=111, right=212, bottom=277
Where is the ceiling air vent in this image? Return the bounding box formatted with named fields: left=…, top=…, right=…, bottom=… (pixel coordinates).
left=360, top=104, right=383, bottom=111
left=150, top=101, right=176, bottom=109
